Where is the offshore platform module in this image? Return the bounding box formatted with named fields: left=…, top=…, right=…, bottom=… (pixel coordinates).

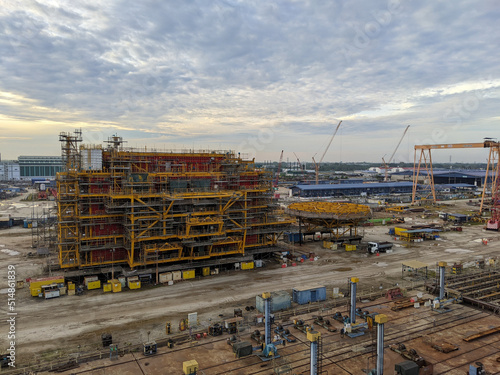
left=57, top=130, right=292, bottom=270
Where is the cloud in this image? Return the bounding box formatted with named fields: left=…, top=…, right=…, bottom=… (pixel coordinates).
left=0, top=0, right=498, bottom=162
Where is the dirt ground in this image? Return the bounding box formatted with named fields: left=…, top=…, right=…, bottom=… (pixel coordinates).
left=0, top=194, right=499, bottom=370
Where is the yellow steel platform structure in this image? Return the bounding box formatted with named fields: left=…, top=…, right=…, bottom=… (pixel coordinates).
left=57, top=131, right=293, bottom=269
left=285, top=201, right=371, bottom=239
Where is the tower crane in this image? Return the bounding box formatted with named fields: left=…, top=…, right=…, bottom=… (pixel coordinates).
left=312, top=121, right=342, bottom=185
left=274, top=150, right=284, bottom=188
left=382, top=125, right=410, bottom=182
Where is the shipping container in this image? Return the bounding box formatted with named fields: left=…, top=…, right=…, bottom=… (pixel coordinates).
left=202, top=267, right=210, bottom=276
left=68, top=289, right=76, bottom=296
left=182, top=269, right=195, bottom=280
left=241, top=261, right=254, bottom=270
left=172, top=271, right=182, bottom=281
left=103, top=283, right=112, bottom=293
left=59, top=286, right=67, bottom=295
left=67, top=282, right=75, bottom=290
left=232, top=341, right=253, bottom=358
left=292, top=285, right=327, bottom=305
left=87, top=280, right=101, bottom=290
left=159, top=272, right=173, bottom=283
left=256, top=290, right=292, bottom=313
left=285, top=232, right=303, bottom=243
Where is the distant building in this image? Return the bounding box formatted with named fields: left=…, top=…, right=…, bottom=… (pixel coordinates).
left=18, top=156, right=63, bottom=181
left=0, top=160, right=20, bottom=181
left=290, top=182, right=415, bottom=197
left=392, top=169, right=495, bottom=187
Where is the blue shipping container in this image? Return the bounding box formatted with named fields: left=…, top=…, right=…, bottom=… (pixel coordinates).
left=285, top=232, right=303, bottom=243
left=292, top=285, right=327, bottom=305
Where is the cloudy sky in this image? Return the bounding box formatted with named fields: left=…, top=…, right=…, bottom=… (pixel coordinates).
left=0, top=0, right=499, bottom=163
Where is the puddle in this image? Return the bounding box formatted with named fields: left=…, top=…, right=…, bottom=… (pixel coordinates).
left=0, top=249, right=20, bottom=256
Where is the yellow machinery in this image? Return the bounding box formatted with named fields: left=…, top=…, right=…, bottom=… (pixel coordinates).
left=182, top=270, right=195, bottom=280
left=127, top=277, right=141, bottom=290
left=29, top=276, right=64, bottom=297
left=183, top=360, right=199, bottom=375
left=241, top=261, right=254, bottom=270
left=109, top=279, right=122, bottom=293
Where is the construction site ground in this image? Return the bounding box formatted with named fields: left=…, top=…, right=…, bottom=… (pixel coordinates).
left=1, top=193, right=500, bottom=373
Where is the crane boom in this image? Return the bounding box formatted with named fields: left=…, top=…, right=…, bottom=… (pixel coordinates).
left=319, top=121, right=342, bottom=164
left=313, top=120, right=342, bottom=184
left=274, top=150, right=284, bottom=187
left=383, top=125, right=410, bottom=182
left=387, top=125, right=410, bottom=164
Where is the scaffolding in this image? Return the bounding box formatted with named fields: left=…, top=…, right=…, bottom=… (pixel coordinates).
left=57, top=131, right=293, bottom=269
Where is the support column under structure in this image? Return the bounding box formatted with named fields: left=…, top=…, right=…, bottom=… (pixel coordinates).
left=438, top=262, right=447, bottom=300
left=307, top=329, right=321, bottom=375
left=375, top=314, right=388, bottom=375
left=262, top=292, right=272, bottom=345
left=350, top=277, right=359, bottom=324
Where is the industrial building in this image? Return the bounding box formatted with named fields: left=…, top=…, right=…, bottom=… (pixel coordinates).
left=0, top=159, right=20, bottom=181
left=18, top=156, right=64, bottom=180
left=289, top=181, right=415, bottom=197
left=393, top=169, right=496, bottom=187
left=57, top=131, right=292, bottom=270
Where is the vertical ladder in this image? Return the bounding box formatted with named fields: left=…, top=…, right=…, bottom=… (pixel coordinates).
left=317, top=335, right=323, bottom=374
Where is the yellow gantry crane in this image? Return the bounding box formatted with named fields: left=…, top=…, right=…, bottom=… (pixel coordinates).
left=312, top=121, right=342, bottom=185
left=382, top=125, right=410, bottom=182
left=411, top=140, right=500, bottom=213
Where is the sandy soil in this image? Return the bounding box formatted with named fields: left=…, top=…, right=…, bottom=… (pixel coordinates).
left=0, top=197, right=498, bottom=366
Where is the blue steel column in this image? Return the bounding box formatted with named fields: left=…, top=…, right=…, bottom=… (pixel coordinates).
left=310, top=340, right=317, bottom=375
left=438, top=262, right=447, bottom=300
left=263, top=293, right=271, bottom=345
left=376, top=322, right=384, bottom=375
left=375, top=314, right=387, bottom=375
left=350, top=277, right=359, bottom=324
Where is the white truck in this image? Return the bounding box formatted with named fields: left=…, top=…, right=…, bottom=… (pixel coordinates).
left=367, top=241, right=393, bottom=254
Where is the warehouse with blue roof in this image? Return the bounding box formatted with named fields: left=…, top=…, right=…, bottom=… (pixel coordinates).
left=290, top=182, right=415, bottom=197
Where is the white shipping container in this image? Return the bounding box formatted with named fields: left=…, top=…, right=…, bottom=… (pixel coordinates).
left=159, top=272, right=173, bottom=283
left=172, top=271, right=182, bottom=281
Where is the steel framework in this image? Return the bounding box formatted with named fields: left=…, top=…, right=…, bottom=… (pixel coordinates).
left=411, top=140, right=500, bottom=213
left=57, top=131, right=293, bottom=269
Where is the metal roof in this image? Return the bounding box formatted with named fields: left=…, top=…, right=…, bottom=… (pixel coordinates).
left=292, top=284, right=325, bottom=292
left=292, top=182, right=414, bottom=191
left=400, top=228, right=442, bottom=233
